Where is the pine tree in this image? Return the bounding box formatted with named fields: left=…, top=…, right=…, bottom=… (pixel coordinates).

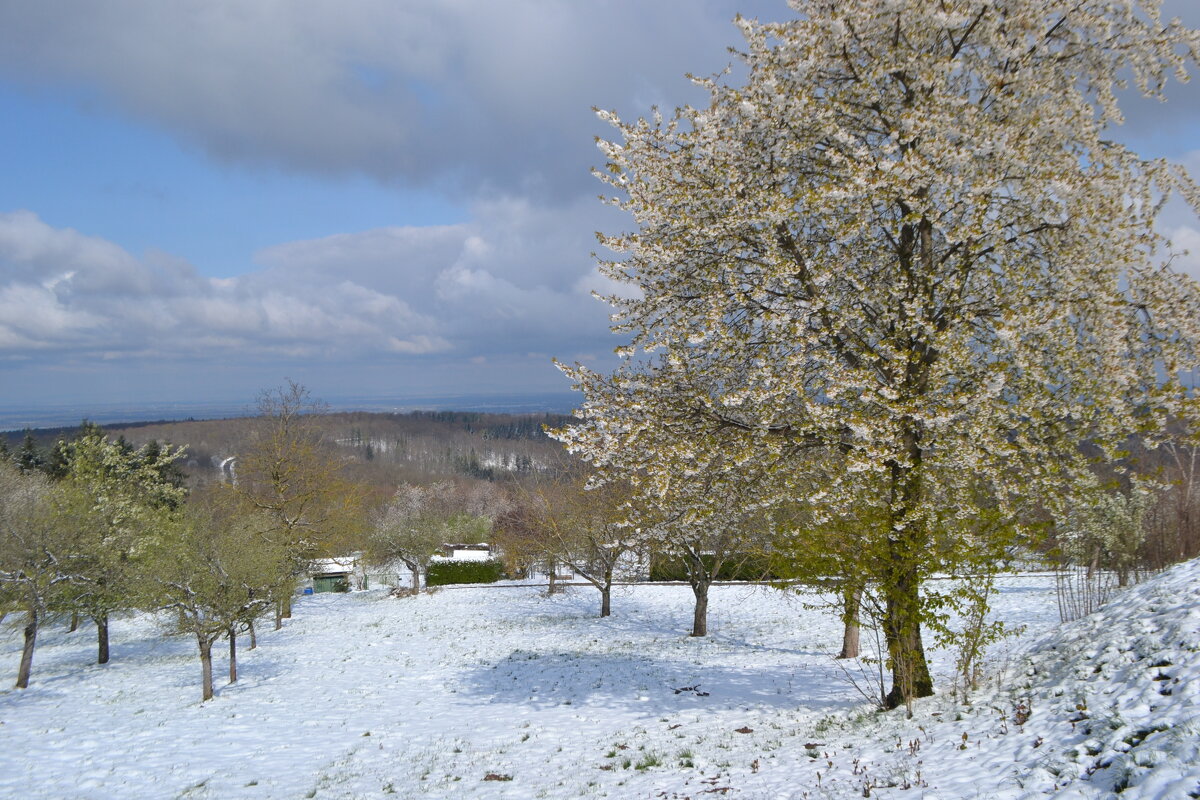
left=13, top=431, right=45, bottom=474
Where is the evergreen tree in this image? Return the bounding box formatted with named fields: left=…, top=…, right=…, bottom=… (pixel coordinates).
left=14, top=431, right=45, bottom=474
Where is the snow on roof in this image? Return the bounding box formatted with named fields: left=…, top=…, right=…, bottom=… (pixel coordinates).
left=310, top=556, right=357, bottom=575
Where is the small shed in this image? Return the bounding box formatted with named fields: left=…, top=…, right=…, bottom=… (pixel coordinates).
left=309, top=556, right=360, bottom=593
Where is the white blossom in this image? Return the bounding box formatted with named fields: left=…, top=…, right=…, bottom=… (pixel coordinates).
left=553, top=0, right=1200, bottom=708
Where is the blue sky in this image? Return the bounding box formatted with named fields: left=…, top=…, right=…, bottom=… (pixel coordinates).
left=1, top=0, right=1198, bottom=418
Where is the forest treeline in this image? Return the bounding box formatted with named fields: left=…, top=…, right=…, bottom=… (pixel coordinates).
left=2, top=408, right=575, bottom=491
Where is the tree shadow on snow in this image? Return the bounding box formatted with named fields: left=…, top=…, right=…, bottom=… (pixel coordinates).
left=458, top=648, right=856, bottom=714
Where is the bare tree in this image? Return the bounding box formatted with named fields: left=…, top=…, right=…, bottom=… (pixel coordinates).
left=500, top=472, right=633, bottom=616
left=224, top=381, right=364, bottom=626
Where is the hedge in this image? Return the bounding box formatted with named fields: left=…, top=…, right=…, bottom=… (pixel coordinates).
left=426, top=558, right=503, bottom=587
left=648, top=552, right=776, bottom=582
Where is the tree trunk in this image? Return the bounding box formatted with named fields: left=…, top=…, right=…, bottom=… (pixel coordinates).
left=69, top=612, right=79, bottom=632
left=274, top=600, right=283, bottom=631
left=248, top=619, right=257, bottom=650
left=411, top=566, right=421, bottom=593
left=547, top=558, right=558, bottom=595
left=838, top=583, right=862, bottom=659
left=690, top=580, right=709, bottom=637
left=198, top=635, right=214, bottom=702
left=600, top=585, right=611, bottom=618
left=228, top=625, right=238, bottom=684
left=882, top=558, right=934, bottom=710
left=95, top=613, right=110, bottom=665
left=16, top=608, right=38, bottom=689
left=282, top=594, right=292, bottom=619
left=880, top=428, right=935, bottom=710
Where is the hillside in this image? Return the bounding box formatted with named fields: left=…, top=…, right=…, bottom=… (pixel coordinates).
left=2, top=410, right=576, bottom=489
left=2, top=563, right=1194, bottom=798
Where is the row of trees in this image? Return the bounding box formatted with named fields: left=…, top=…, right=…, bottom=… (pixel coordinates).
left=8, top=382, right=1200, bottom=708
left=0, top=382, right=362, bottom=700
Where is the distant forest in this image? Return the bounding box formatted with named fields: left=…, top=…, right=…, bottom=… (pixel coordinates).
left=3, top=410, right=578, bottom=493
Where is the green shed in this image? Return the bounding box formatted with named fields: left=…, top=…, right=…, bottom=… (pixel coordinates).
left=312, top=573, right=350, bottom=593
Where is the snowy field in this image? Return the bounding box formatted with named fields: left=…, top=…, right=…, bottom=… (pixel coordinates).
left=0, top=565, right=1196, bottom=799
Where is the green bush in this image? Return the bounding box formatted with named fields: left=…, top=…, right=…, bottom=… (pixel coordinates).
left=426, top=558, right=503, bottom=586
left=648, top=552, right=776, bottom=582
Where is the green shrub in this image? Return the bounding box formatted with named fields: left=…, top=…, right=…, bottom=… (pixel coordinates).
left=648, top=552, right=776, bottom=582
left=426, top=558, right=503, bottom=586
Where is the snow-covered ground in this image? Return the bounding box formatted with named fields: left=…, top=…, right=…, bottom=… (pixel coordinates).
left=0, top=565, right=1195, bottom=798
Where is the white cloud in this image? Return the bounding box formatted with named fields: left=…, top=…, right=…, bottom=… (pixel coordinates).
left=1182, top=150, right=1200, bottom=178
left=0, top=207, right=620, bottom=370
left=389, top=335, right=452, bottom=355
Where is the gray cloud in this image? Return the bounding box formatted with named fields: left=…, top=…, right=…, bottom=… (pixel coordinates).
left=0, top=0, right=785, bottom=198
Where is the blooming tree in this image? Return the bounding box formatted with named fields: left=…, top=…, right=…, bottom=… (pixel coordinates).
left=56, top=423, right=186, bottom=664
left=554, top=0, right=1200, bottom=708
left=368, top=481, right=482, bottom=593
left=1059, top=483, right=1151, bottom=585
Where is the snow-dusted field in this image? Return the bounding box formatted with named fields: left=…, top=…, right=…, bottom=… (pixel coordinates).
left=0, top=566, right=1196, bottom=799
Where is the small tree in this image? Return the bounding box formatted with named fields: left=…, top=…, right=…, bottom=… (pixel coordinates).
left=653, top=503, right=767, bottom=638
left=598, top=458, right=771, bottom=637
left=13, top=431, right=46, bottom=474
left=146, top=505, right=285, bottom=701
left=523, top=476, right=634, bottom=617
left=0, top=464, right=81, bottom=688
left=224, top=381, right=363, bottom=626
left=367, top=479, right=505, bottom=592
left=366, top=483, right=453, bottom=592
left=1058, top=483, right=1151, bottom=586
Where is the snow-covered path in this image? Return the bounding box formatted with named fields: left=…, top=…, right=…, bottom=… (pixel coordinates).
left=3, top=569, right=1188, bottom=799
